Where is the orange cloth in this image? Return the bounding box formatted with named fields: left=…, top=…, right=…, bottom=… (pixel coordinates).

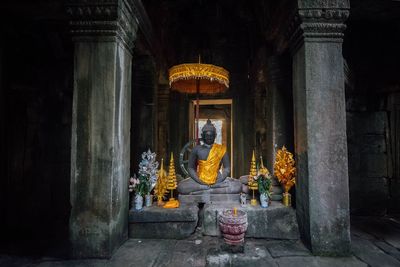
left=163, top=199, right=179, bottom=209
left=198, top=144, right=226, bottom=185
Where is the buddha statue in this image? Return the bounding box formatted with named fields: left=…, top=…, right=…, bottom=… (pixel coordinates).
left=177, top=119, right=242, bottom=195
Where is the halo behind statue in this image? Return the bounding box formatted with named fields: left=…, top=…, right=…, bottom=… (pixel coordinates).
left=179, top=139, right=197, bottom=178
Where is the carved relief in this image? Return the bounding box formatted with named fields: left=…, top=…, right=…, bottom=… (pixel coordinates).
left=298, top=9, right=349, bottom=21
left=300, top=22, right=347, bottom=37
left=66, top=5, right=118, bottom=20
left=285, top=8, right=349, bottom=53
left=66, top=0, right=138, bottom=50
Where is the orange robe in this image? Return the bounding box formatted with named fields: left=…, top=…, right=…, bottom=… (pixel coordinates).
left=198, top=144, right=226, bottom=185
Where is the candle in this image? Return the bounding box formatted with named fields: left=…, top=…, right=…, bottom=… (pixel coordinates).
left=233, top=207, right=237, bottom=216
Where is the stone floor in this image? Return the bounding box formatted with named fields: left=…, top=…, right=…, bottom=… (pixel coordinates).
left=1, top=215, right=400, bottom=267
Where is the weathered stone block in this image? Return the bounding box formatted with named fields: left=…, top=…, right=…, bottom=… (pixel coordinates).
left=362, top=154, right=388, bottom=178
left=349, top=190, right=365, bottom=214
left=348, top=111, right=390, bottom=216
left=206, top=240, right=275, bottom=267
left=350, top=112, right=387, bottom=135
left=360, top=134, right=386, bottom=154
left=129, top=221, right=197, bottom=240
left=266, top=240, right=311, bottom=257
left=389, top=180, right=400, bottom=213
left=347, top=146, right=361, bottom=176
left=361, top=178, right=388, bottom=215
left=179, top=194, right=239, bottom=204
left=129, top=204, right=198, bottom=239
left=350, top=177, right=389, bottom=215
left=203, top=202, right=299, bottom=239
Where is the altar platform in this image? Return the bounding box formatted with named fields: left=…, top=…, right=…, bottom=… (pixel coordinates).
left=128, top=204, right=199, bottom=239
left=129, top=201, right=299, bottom=240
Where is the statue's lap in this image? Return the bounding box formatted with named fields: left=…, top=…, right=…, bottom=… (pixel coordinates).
left=177, top=177, right=242, bottom=195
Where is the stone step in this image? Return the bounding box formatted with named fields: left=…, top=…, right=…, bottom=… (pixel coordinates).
left=202, top=202, right=299, bottom=240
left=129, top=204, right=199, bottom=239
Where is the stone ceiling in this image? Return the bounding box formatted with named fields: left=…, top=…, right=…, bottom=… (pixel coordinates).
left=140, top=0, right=400, bottom=71
left=141, top=0, right=283, bottom=68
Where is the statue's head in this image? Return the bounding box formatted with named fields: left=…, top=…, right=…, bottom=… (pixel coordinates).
left=201, top=119, right=216, bottom=145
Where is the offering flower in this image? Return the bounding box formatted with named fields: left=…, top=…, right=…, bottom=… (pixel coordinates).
left=274, top=146, right=296, bottom=207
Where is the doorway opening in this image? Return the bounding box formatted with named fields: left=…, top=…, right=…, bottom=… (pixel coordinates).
left=189, top=99, right=233, bottom=175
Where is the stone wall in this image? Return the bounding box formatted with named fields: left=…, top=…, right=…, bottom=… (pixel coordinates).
left=344, top=19, right=400, bottom=215
left=0, top=13, right=73, bottom=245
left=347, top=111, right=389, bottom=215
left=388, top=93, right=400, bottom=213
left=346, top=91, right=400, bottom=215
left=131, top=54, right=158, bottom=174
left=0, top=39, right=5, bottom=227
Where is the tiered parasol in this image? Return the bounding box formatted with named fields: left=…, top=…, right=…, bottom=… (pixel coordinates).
left=169, top=57, right=229, bottom=141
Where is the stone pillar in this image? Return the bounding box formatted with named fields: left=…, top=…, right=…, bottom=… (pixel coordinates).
left=291, top=1, right=351, bottom=255
left=265, top=55, right=294, bottom=171
left=66, top=0, right=137, bottom=258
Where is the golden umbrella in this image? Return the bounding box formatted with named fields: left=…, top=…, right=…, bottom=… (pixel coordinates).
left=169, top=57, right=229, bottom=141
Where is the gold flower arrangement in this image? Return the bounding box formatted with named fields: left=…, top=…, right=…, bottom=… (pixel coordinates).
left=274, top=146, right=296, bottom=206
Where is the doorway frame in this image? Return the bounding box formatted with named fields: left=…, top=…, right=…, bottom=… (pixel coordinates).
left=189, top=99, right=233, bottom=175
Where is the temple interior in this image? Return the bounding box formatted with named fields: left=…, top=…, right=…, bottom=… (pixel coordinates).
left=1, top=0, right=400, bottom=264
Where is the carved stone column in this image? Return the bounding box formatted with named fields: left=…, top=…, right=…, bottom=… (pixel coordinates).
left=290, top=1, right=351, bottom=255
left=66, top=0, right=137, bottom=258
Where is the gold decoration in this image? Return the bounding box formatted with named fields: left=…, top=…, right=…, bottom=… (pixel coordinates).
left=169, top=63, right=229, bottom=94
left=249, top=150, right=258, bottom=205
left=166, top=153, right=177, bottom=190
left=164, top=152, right=180, bottom=209
left=274, top=146, right=296, bottom=207
left=168, top=57, right=229, bottom=141
left=154, top=158, right=168, bottom=206
left=283, top=192, right=291, bottom=207
left=259, top=156, right=270, bottom=177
